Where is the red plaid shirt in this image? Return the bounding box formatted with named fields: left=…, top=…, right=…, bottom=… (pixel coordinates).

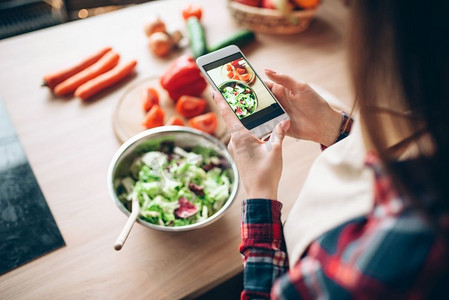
left=239, top=153, right=449, bottom=299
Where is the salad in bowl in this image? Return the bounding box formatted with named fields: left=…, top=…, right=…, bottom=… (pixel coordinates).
left=108, top=127, right=239, bottom=232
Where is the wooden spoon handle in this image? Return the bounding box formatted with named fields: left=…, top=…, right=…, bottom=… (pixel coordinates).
left=114, top=199, right=139, bottom=251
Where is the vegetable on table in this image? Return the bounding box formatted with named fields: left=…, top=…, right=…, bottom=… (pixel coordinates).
left=166, top=116, right=185, bottom=126
left=54, top=50, right=120, bottom=96
left=176, top=95, right=207, bottom=118
left=148, top=32, right=173, bottom=57
left=142, top=87, right=159, bottom=112
left=144, top=16, right=166, bottom=37
left=208, top=30, right=256, bottom=53
left=188, top=112, right=218, bottom=134
left=74, top=60, right=137, bottom=101
left=182, top=4, right=203, bottom=21
left=42, top=47, right=112, bottom=90
left=144, top=15, right=183, bottom=57
left=186, top=16, right=207, bottom=58
left=142, top=105, right=165, bottom=129
left=160, top=55, right=207, bottom=101
left=148, top=30, right=183, bottom=57
left=169, top=31, right=183, bottom=46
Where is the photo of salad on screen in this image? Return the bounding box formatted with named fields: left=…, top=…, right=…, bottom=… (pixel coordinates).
left=218, top=81, right=257, bottom=119
left=207, top=57, right=277, bottom=120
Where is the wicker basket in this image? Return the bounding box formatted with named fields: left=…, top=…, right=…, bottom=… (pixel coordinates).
left=227, top=1, right=318, bottom=35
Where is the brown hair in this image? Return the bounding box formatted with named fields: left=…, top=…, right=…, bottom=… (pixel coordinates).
left=349, top=1, right=449, bottom=227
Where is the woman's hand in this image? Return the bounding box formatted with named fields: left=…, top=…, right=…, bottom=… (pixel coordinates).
left=212, top=91, right=290, bottom=200
left=265, top=69, right=343, bottom=147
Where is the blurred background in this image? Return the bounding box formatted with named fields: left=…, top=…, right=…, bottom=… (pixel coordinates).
left=0, top=0, right=152, bottom=39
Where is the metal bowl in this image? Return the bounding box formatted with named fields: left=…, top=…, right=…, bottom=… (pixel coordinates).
left=107, top=126, right=239, bottom=232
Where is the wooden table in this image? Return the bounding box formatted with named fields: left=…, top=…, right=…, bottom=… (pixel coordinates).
left=0, top=0, right=351, bottom=298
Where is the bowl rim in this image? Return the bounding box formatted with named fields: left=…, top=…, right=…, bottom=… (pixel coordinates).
left=107, top=126, right=239, bottom=232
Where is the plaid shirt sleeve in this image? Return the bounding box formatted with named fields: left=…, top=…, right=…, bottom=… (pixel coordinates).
left=239, top=158, right=449, bottom=299
left=239, top=199, right=288, bottom=300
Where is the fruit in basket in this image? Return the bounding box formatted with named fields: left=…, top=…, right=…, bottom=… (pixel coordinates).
left=234, top=0, right=261, bottom=7
left=292, top=0, right=320, bottom=9
left=261, top=0, right=276, bottom=9
left=234, top=0, right=318, bottom=10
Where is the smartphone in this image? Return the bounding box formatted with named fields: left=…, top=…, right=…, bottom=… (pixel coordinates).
left=196, top=45, right=289, bottom=139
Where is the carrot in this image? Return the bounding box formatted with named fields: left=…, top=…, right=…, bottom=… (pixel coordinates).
left=53, top=51, right=120, bottom=96
left=75, top=60, right=137, bottom=101
left=43, top=47, right=112, bottom=90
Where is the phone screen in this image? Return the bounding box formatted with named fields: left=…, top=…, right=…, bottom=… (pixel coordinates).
left=202, top=53, right=284, bottom=129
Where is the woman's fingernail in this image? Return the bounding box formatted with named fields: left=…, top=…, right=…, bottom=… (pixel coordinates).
left=280, top=119, right=290, bottom=131
left=210, top=89, right=215, bottom=99
left=265, top=68, right=276, bottom=74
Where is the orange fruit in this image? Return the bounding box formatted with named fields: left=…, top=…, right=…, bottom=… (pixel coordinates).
left=293, top=0, right=319, bottom=9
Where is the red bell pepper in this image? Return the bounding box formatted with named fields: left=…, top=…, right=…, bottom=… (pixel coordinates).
left=160, top=55, right=207, bottom=101
left=168, top=79, right=207, bottom=101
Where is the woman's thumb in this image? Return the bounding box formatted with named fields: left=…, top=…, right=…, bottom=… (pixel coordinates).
left=270, top=119, right=290, bottom=147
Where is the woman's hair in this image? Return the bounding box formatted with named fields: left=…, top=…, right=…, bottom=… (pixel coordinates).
left=349, top=1, right=449, bottom=228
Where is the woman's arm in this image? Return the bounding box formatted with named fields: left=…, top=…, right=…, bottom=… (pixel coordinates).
left=210, top=90, right=290, bottom=299
left=320, top=112, right=353, bottom=150
left=239, top=199, right=288, bottom=299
